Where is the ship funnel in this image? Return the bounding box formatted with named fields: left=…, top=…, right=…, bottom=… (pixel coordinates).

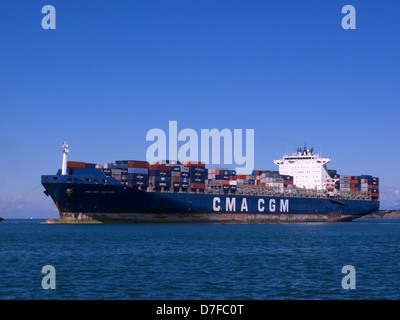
left=61, top=140, right=69, bottom=175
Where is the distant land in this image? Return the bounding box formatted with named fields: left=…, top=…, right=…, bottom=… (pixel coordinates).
left=362, top=209, right=400, bottom=219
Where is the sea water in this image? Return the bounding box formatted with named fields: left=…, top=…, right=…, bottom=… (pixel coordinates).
left=0, top=219, right=398, bottom=300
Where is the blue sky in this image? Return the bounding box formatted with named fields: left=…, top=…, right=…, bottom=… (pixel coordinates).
left=1, top=0, right=400, bottom=218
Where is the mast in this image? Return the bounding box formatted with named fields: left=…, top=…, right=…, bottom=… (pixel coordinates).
left=61, top=140, right=69, bottom=175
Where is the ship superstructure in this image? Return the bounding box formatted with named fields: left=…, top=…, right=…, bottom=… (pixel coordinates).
left=274, top=145, right=332, bottom=190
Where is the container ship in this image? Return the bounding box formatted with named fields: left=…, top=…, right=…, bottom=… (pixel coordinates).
left=42, top=142, right=379, bottom=223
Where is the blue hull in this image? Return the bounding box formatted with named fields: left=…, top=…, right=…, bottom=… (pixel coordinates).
left=42, top=171, right=379, bottom=223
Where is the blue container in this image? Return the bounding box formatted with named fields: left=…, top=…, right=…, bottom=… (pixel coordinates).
left=229, top=170, right=236, bottom=176
left=181, top=172, right=189, bottom=178
left=114, top=164, right=128, bottom=169
left=191, top=171, right=206, bottom=178
left=128, top=173, right=148, bottom=180
left=230, top=185, right=237, bottom=190
left=173, top=182, right=181, bottom=188
left=149, top=170, right=171, bottom=177
left=128, top=168, right=148, bottom=174
left=181, top=177, right=189, bottom=183
left=130, top=180, right=148, bottom=187
left=181, top=183, right=189, bottom=188
left=248, top=180, right=255, bottom=184
left=215, top=174, right=229, bottom=180
left=216, top=170, right=229, bottom=176
left=170, top=166, right=182, bottom=172
left=189, top=167, right=206, bottom=174
left=190, top=177, right=205, bottom=183
left=155, top=181, right=171, bottom=188
left=153, top=176, right=171, bottom=182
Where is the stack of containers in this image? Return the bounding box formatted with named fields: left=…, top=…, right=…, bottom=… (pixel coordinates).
left=254, top=171, right=266, bottom=187
left=181, top=165, right=190, bottom=189
left=170, top=164, right=189, bottom=190
left=185, top=162, right=206, bottom=190
left=236, top=173, right=258, bottom=186
left=340, top=175, right=350, bottom=191
left=149, top=164, right=171, bottom=189
left=360, top=175, right=371, bottom=193
left=106, top=160, right=129, bottom=182
left=236, top=174, right=247, bottom=186
left=229, top=170, right=237, bottom=191
left=350, top=176, right=360, bottom=192
left=264, top=171, right=281, bottom=189
left=208, top=168, right=237, bottom=191
left=369, top=177, right=379, bottom=199
left=127, top=161, right=149, bottom=187
left=170, top=164, right=181, bottom=189
left=216, top=169, right=230, bottom=190
left=247, top=174, right=255, bottom=185
left=281, top=175, right=294, bottom=188
left=101, top=164, right=112, bottom=177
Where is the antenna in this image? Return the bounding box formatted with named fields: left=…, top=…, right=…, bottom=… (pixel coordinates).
left=61, top=140, right=69, bottom=175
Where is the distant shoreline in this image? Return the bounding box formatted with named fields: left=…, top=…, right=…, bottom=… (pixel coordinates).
left=362, top=209, right=400, bottom=219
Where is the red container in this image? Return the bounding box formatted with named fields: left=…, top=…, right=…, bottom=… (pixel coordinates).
left=283, top=180, right=293, bottom=185
left=67, top=161, right=86, bottom=169
left=184, top=161, right=205, bottom=167
left=172, top=177, right=181, bottom=183
left=190, top=182, right=205, bottom=189
left=148, top=164, right=171, bottom=171
left=128, top=161, right=149, bottom=168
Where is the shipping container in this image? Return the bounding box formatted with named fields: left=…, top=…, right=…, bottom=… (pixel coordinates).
left=154, top=181, right=171, bottom=188
left=215, top=174, right=230, bottom=180
left=184, top=161, right=206, bottom=167
left=190, top=177, right=205, bottom=183
left=151, top=176, right=171, bottom=182
left=128, top=160, right=149, bottom=168
left=190, top=182, right=205, bottom=189
left=130, top=180, right=148, bottom=187
left=170, top=165, right=182, bottom=172
left=128, top=167, right=148, bottom=174
left=67, top=161, right=86, bottom=169
left=181, top=172, right=190, bottom=178
left=149, top=170, right=171, bottom=177
left=149, top=164, right=171, bottom=171
left=128, top=173, right=148, bottom=180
